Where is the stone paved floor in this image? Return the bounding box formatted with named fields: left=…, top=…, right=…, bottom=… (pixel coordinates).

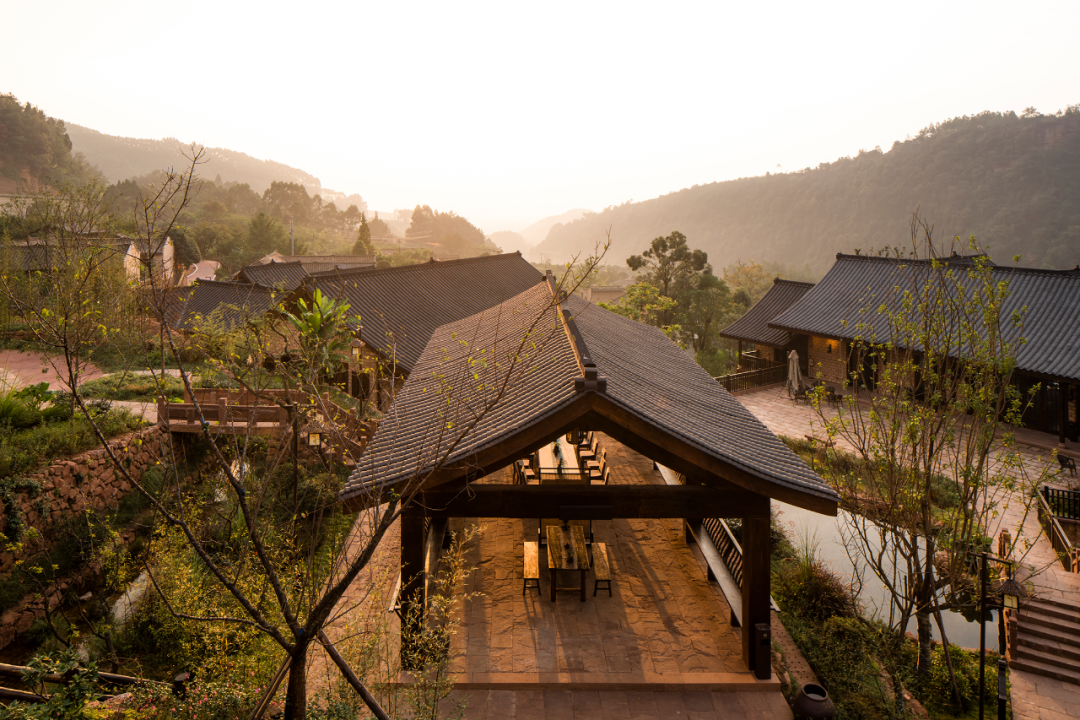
left=437, top=687, right=793, bottom=719
left=308, top=436, right=793, bottom=718
left=734, top=383, right=1080, bottom=719
left=448, top=438, right=748, bottom=684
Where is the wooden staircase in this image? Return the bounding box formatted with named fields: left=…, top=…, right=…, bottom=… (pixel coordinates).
left=1012, top=596, right=1080, bottom=685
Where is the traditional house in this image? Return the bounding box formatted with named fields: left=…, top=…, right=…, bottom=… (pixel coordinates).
left=718, top=278, right=814, bottom=372
left=582, top=285, right=627, bottom=304
left=296, top=253, right=543, bottom=404
left=340, top=275, right=839, bottom=692
left=232, top=260, right=310, bottom=292
left=721, top=252, right=1080, bottom=442
left=167, top=280, right=282, bottom=334
left=5, top=235, right=174, bottom=282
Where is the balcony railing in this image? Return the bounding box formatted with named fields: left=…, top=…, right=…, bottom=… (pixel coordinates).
left=715, top=364, right=788, bottom=394
left=1036, top=485, right=1080, bottom=573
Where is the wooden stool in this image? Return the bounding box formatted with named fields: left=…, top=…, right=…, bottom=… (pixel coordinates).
left=523, top=541, right=540, bottom=595
left=593, top=542, right=611, bottom=597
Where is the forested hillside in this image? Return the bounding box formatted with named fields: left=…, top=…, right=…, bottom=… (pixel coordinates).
left=65, top=123, right=324, bottom=197
left=539, top=107, right=1080, bottom=271
left=0, top=94, right=93, bottom=189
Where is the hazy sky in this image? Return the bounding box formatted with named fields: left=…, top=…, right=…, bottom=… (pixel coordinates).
left=4, top=1, right=1079, bottom=235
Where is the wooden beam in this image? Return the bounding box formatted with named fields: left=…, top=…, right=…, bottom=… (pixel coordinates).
left=587, top=396, right=838, bottom=516
left=416, top=483, right=768, bottom=519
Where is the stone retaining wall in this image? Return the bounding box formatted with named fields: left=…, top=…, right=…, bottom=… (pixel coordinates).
left=0, top=425, right=170, bottom=572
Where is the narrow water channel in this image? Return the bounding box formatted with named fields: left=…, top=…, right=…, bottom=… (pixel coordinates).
left=774, top=500, right=996, bottom=651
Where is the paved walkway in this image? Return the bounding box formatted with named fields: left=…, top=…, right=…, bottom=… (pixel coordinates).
left=182, top=259, right=220, bottom=285
left=0, top=349, right=104, bottom=391
left=734, top=384, right=1080, bottom=720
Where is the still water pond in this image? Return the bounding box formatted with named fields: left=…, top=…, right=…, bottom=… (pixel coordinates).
left=774, top=500, right=996, bottom=651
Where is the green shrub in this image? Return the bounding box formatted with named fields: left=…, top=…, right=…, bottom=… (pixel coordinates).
left=910, top=641, right=1000, bottom=715
left=0, top=389, right=41, bottom=429
left=0, top=407, right=142, bottom=478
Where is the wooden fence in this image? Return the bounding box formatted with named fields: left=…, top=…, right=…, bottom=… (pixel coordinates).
left=1035, top=485, right=1080, bottom=573
left=715, top=364, right=788, bottom=394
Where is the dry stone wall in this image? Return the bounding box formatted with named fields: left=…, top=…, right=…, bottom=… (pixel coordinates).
left=0, top=426, right=170, bottom=572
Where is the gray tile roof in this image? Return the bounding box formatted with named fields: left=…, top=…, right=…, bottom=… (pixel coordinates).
left=169, top=280, right=282, bottom=333
left=340, top=280, right=838, bottom=510
left=258, top=252, right=377, bottom=275
left=718, top=278, right=815, bottom=347
left=234, top=260, right=310, bottom=291
left=769, top=253, right=1080, bottom=381
left=306, top=252, right=543, bottom=374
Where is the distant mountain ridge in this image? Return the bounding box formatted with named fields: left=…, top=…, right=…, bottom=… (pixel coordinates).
left=537, top=108, right=1080, bottom=271
left=66, top=123, right=324, bottom=196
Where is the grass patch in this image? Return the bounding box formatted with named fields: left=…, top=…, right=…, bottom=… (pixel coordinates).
left=780, top=435, right=962, bottom=511
left=0, top=407, right=144, bottom=478
left=81, top=372, right=187, bottom=402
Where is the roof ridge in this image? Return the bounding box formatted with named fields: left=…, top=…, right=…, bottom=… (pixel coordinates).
left=193, top=279, right=276, bottom=292
left=249, top=260, right=306, bottom=268
left=546, top=271, right=607, bottom=394
left=773, top=277, right=815, bottom=287
left=315, top=251, right=523, bottom=281
left=832, top=253, right=1080, bottom=278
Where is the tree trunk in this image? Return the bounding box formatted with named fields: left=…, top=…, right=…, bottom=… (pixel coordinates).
left=916, top=610, right=933, bottom=678
left=283, top=643, right=309, bottom=720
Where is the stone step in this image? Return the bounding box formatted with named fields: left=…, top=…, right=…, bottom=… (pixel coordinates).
left=1012, top=650, right=1080, bottom=686
left=1016, top=633, right=1080, bottom=663
left=1025, top=597, right=1080, bottom=622
left=1019, top=606, right=1080, bottom=635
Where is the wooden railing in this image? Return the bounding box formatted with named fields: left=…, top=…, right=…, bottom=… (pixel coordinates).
left=1035, top=485, right=1080, bottom=573
left=1043, top=485, right=1080, bottom=521
left=162, top=388, right=376, bottom=456
left=739, top=352, right=780, bottom=372
left=702, top=517, right=744, bottom=586
left=715, top=364, right=788, bottom=393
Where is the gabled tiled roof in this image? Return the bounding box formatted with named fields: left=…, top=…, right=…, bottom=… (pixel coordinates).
left=169, top=280, right=281, bottom=332
left=234, top=260, right=310, bottom=291
left=340, top=281, right=839, bottom=511
left=769, top=253, right=1080, bottom=381
left=307, top=252, right=543, bottom=374
left=719, top=278, right=815, bottom=347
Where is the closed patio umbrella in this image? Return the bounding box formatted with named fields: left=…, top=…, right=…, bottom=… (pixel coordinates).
left=787, top=350, right=803, bottom=397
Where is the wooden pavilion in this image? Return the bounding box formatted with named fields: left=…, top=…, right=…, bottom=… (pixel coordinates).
left=339, top=274, right=839, bottom=683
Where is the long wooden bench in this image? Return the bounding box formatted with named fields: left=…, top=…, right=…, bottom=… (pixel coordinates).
left=593, top=542, right=612, bottom=597
left=523, top=541, right=540, bottom=595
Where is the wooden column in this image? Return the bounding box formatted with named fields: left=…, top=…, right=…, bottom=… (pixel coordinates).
left=1060, top=383, right=1069, bottom=445
left=741, top=498, right=772, bottom=680
left=401, top=509, right=425, bottom=669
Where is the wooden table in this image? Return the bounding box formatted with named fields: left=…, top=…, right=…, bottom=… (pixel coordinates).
left=546, top=524, right=590, bottom=602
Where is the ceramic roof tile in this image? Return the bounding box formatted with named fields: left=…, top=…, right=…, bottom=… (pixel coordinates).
left=235, top=260, right=309, bottom=291
left=718, top=278, right=815, bottom=347
left=769, top=254, right=1080, bottom=381
left=170, top=280, right=282, bottom=332
left=307, top=253, right=543, bottom=374
left=340, top=281, right=838, bottom=509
